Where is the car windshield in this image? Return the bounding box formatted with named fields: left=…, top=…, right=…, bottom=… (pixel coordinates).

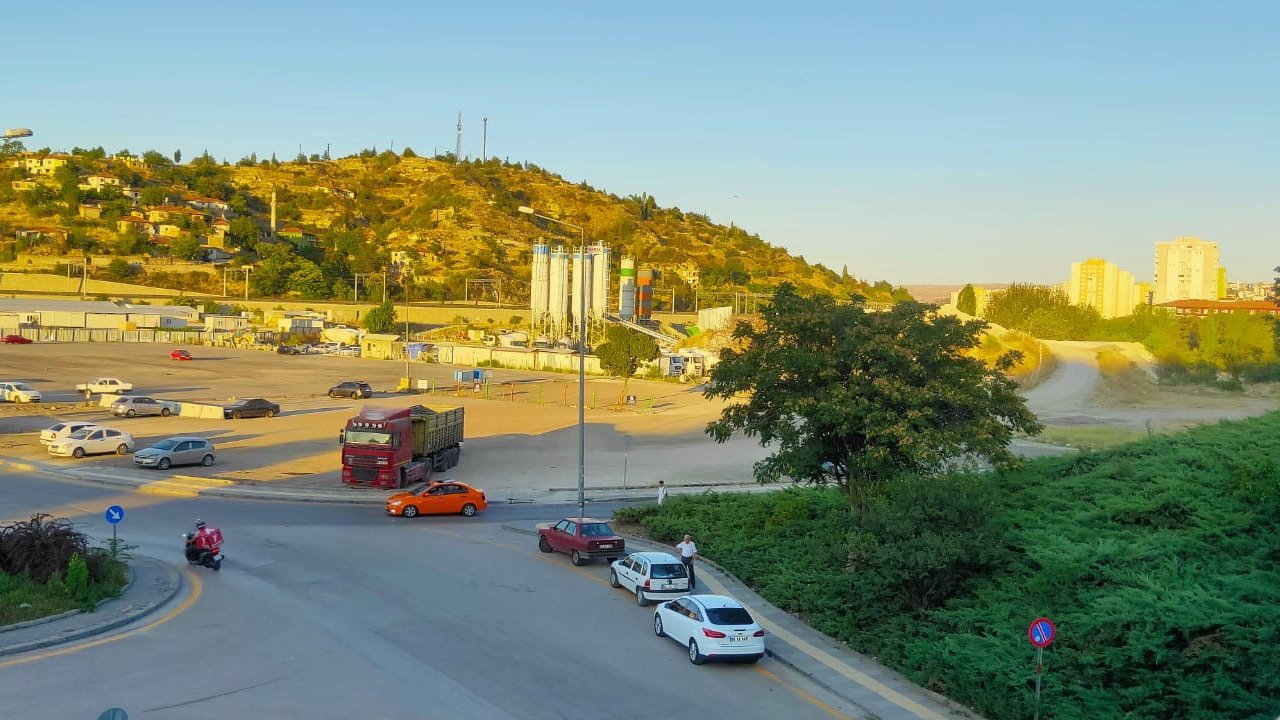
left=150, top=439, right=179, bottom=450
left=651, top=563, right=687, bottom=579
left=706, top=607, right=754, bottom=626
left=12, top=383, right=32, bottom=391
left=49, top=423, right=67, bottom=432
left=580, top=523, right=614, bottom=537
left=68, top=430, right=91, bottom=439
left=345, top=430, right=392, bottom=446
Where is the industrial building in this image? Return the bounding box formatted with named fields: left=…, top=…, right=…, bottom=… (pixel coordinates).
left=529, top=242, right=613, bottom=340
left=0, top=299, right=198, bottom=330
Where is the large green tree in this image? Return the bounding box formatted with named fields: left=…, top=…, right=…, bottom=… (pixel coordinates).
left=170, top=235, right=202, bottom=261
left=705, top=283, right=1042, bottom=512
left=596, top=325, right=660, bottom=404
left=956, top=283, right=977, bottom=315
left=362, top=301, right=397, bottom=333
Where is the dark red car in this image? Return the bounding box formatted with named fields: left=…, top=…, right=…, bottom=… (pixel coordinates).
left=170, top=349, right=193, bottom=360
left=2, top=334, right=32, bottom=344
left=537, top=517, right=625, bottom=566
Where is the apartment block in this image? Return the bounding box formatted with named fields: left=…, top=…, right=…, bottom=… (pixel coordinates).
left=1153, top=237, right=1220, bottom=304
left=1067, top=258, right=1142, bottom=319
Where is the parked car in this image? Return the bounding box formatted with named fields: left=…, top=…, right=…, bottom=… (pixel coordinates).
left=338, top=345, right=361, bottom=357
left=1, top=334, right=32, bottom=344
left=112, top=396, right=179, bottom=418
left=133, top=436, right=216, bottom=470
left=276, top=345, right=301, bottom=355
left=653, top=595, right=765, bottom=665
left=537, top=517, right=625, bottom=566
left=0, top=381, right=42, bottom=403
left=223, top=398, right=279, bottom=419
left=610, top=552, right=691, bottom=606
left=48, top=427, right=135, bottom=458
left=386, top=481, right=488, bottom=518
left=40, top=421, right=99, bottom=446
left=170, top=349, right=193, bottom=361
left=328, top=381, right=373, bottom=399
left=75, top=378, right=133, bottom=394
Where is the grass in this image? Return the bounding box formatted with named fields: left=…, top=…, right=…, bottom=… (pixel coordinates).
left=1026, top=424, right=1160, bottom=450
left=616, top=412, right=1280, bottom=720
left=0, top=563, right=127, bottom=625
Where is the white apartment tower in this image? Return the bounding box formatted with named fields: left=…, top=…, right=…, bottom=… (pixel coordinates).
left=1153, top=237, right=1220, bottom=304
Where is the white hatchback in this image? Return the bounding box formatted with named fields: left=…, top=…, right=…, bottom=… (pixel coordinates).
left=610, top=551, right=690, bottom=606
left=653, top=594, right=766, bottom=665
left=0, top=381, right=42, bottom=403
left=48, top=426, right=135, bottom=458
left=40, top=421, right=99, bottom=446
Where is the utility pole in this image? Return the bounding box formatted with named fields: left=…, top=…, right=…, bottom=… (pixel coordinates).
left=242, top=267, right=252, bottom=301
left=382, top=269, right=387, bottom=303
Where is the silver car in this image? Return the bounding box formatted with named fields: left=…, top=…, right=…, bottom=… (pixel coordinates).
left=112, top=396, right=179, bottom=418
left=133, top=436, right=216, bottom=470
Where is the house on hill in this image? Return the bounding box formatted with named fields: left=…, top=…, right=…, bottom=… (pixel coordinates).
left=187, top=196, right=232, bottom=217
left=117, top=216, right=158, bottom=236
left=78, top=174, right=121, bottom=191
left=10, top=155, right=69, bottom=175
left=14, top=227, right=67, bottom=244
left=277, top=226, right=316, bottom=248
left=146, top=205, right=208, bottom=223
left=77, top=203, right=103, bottom=220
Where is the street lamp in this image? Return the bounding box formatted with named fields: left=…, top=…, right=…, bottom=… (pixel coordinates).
left=3, top=128, right=33, bottom=139
left=518, top=205, right=588, bottom=518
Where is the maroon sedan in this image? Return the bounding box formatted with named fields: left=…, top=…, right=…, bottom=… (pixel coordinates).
left=2, top=334, right=32, bottom=344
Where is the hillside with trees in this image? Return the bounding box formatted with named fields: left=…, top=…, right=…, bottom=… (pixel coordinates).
left=0, top=142, right=909, bottom=306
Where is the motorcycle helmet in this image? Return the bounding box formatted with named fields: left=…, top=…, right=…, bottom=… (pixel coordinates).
left=195, top=519, right=206, bottom=530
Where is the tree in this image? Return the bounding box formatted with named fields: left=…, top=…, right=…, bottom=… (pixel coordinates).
left=956, top=284, right=977, bottom=316
left=140, top=186, right=169, bottom=206
left=287, top=260, right=329, bottom=299
left=228, top=216, right=259, bottom=248
left=705, top=283, right=1042, bottom=514
left=401, top=147, right=417, bottom=158
left=362, top=301, right=397, bottom=333
left=170, top=235, right=202, bottom=261
left=142, top=150, right=168, bottom=169
left=173, top=149, right=182, bottom=164
left=115, top=231, right=152, bottom=256
left=596, top=325, right=660, bottom=404
left=104, top=258, right=139, bottom=281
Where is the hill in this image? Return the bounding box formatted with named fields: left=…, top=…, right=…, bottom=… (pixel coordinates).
left=0, top=145, right=910, bottom=306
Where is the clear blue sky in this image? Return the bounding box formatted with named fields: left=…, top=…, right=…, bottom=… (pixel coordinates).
left=5, top=1, right=1278, bottom=284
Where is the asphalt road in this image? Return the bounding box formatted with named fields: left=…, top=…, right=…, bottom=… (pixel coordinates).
left=0, top=473, right=857, bottom=720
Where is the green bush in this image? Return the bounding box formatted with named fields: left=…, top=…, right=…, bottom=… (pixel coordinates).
left=64, top=552, right=89, bottom=601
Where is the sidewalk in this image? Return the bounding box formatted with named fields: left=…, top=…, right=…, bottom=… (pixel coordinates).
left=0, top=555, right=181, bottom=657
left=502, top=520, right=983, bottom=720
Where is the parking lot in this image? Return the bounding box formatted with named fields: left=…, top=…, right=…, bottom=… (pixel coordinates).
left=0, top=342, right=769, bottom=501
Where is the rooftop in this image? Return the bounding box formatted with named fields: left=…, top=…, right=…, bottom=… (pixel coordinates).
left=0, top=299, right=195, bottom=316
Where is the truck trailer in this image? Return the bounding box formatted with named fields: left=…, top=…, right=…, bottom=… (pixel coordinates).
left=341, top=404, right=464, bottom=488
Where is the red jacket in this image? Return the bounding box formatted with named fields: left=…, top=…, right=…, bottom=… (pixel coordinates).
left=193, top=527, right=222, bottom=550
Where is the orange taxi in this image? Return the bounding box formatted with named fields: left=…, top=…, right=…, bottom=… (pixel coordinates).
left=386, top=481, right=488, bottom=518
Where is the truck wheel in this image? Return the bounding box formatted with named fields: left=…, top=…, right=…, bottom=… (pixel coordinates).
left=461, top=503, right=477, bottom=517
left=448, top=447, right=460, bottom=468
left=538, top=536, right=553, bottom=553
left=571, top=550, right=586, bottom=567
left=402, top=505, right=418, bottom=518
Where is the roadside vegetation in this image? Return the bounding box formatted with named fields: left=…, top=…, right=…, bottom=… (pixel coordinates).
left=618, top=412, right=1280, bottom=720
left=0, top=514, right=128, bottom=625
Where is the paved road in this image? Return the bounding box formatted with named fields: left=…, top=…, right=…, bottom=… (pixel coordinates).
left=0, top=473, right=859, bottom=719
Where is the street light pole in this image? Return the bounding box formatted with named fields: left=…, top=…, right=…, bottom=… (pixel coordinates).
left=519, top=206, right=587, bottom=518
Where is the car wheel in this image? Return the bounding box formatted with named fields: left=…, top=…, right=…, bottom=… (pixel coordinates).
left=265, top=409, right=275, bottom=418
left=461, top=503, right=477, bottom=517
left=232, top=410, right=242, bottom=420
left=72, top=447, right=85, bottom=459
left=570, top=550, right=585, bottom=567
left=402, top=505, right=418, bottom=518
left=126, top=409, right=136, bottom=418
left=329, top=391, right=338, bottom=398
left=201, top=454, right=214, bottom=467
left=653, top=614, right=665, bottom=637
left=116, top=444, right=129, bottom=455
left=160, top=408, right=171, bottom=417
left=538, top=536, right=553, bottom=553
left=609, top=570, right=621, bottom=588
left=688, top=639, right=705, bottom=665
left=158, top=457, right=171, bottom=470
left=636, top=587, right=648, bottom=607
left=746, top=655, right=761, bottom=665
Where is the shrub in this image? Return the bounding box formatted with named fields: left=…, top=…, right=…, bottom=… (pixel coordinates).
left=0, top=514, right=92, bottom=583
left=64, top=552, right=89, bottom=601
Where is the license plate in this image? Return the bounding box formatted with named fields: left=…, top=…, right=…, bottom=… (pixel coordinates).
left=730, top=635, right=749, bottom=643
left=599, top=543, right=614, bottom=549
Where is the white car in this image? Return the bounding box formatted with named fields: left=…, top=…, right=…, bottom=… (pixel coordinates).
left=653, top=594, right=766, bottom=665
left=49, top=426, right=135, bottom=458
left=610, top=552, right=690, bottom=606
left=0, top=381, right=42, bottom=403
left=40, top=421, right=99, bottom=446
left=74, top=378, right=133, bottom=394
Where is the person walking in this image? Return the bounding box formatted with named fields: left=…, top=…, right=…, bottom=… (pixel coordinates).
left=676, top=534, right=698, bottom=590
left=657, top=480, right=668, bottom=505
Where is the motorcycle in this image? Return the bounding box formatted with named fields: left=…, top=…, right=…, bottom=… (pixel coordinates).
left=182, top=528, right=224, bottom=571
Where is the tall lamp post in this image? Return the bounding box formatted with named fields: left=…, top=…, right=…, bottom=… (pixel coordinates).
left=518, top=205, right=587, bottom=518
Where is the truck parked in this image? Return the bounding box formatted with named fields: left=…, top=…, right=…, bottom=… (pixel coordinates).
left=340, top=404, right=463, bottom=488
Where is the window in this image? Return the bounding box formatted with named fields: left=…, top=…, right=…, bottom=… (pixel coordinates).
left=651, top=563, right=686, bottom=579
left=105, top=430, right=120, bottom=438
left=580, top=523, right=613, bottom=537
left=706, top=607, right=754, bottom=626
left=553, top=521, right=568, bottom=532
left=175, top=441, right=193, bottom=452
left=564, top=522, right=578, bottom=536
left=89, top=431, right=104, bottom=440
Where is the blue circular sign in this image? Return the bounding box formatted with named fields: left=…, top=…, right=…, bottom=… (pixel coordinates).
left=1028, top=617, right=1056, bottom=648
left=105, top=505, right=125, bottom=525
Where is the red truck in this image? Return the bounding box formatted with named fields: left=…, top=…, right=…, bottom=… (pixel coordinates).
left=341, top=404, right=464, bottom=488
left=537, top=517, right=626, bottom=566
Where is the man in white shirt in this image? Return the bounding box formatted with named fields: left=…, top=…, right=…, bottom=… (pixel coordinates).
left=657, top=480, right=668, bottom=505
left=675, top=534, right=697, bottom=589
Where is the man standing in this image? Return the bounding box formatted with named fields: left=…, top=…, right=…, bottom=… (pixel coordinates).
left=676, top=533, right=697, bottom=590
left=657, top=480, right=668, bottom=505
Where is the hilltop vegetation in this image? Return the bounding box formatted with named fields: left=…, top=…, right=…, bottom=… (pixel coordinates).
left=0, top=143, right=909, bottom=306
left=619, top=412, right=1280, bottom=720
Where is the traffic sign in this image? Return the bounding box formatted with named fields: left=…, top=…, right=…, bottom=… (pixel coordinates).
left=1028, top=617, right=1056, bottom=648
left=105, top=505, right=125, bottom=525
left=97, top=709, right=129, bottom=720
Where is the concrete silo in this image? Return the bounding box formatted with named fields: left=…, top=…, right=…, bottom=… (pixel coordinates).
left=618, top=257, right=636, bottom=321
left=590, top=245, right=610, bottom=319
left=549, top=246, right=569, bottom=336
left=530, top=242, right=550, bottom=329
left=571, top=249, right=594, bottom=332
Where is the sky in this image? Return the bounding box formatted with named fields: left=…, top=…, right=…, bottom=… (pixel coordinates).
left=4, top=1, right=1278, bottom=285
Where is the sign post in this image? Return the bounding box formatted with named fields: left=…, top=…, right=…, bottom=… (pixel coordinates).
left=1028, top=617, right=1056, bottom=720
left=104, top=505, right=125, bottom=559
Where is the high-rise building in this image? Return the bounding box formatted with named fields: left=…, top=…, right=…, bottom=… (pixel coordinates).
left=1153, top=237, right=1220, bottom=304
left=1067, top=258, right=1140, bottom=319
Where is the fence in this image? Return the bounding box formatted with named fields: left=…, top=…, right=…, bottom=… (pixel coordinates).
left=11, top=327, right=284, bottom=347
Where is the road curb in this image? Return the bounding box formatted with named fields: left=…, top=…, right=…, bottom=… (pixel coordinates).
left=0, top=556, right=182, bottom=658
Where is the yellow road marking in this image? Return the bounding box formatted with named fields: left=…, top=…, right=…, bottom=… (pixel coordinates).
left=755, top=664, right=850, bottom=719
left=136, top=474, right=235, bottom=498
left=0, top=568, right=203, bottom=669
left=0, top=491, right=174, bottom=525
left=698, top=572, right=950, bottom=720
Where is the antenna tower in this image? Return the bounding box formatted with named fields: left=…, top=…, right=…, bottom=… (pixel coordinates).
left=455, top=112, right=463, bottom=163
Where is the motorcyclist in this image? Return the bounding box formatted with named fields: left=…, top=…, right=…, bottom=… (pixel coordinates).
left=185, top=519, right=213, bottom=563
